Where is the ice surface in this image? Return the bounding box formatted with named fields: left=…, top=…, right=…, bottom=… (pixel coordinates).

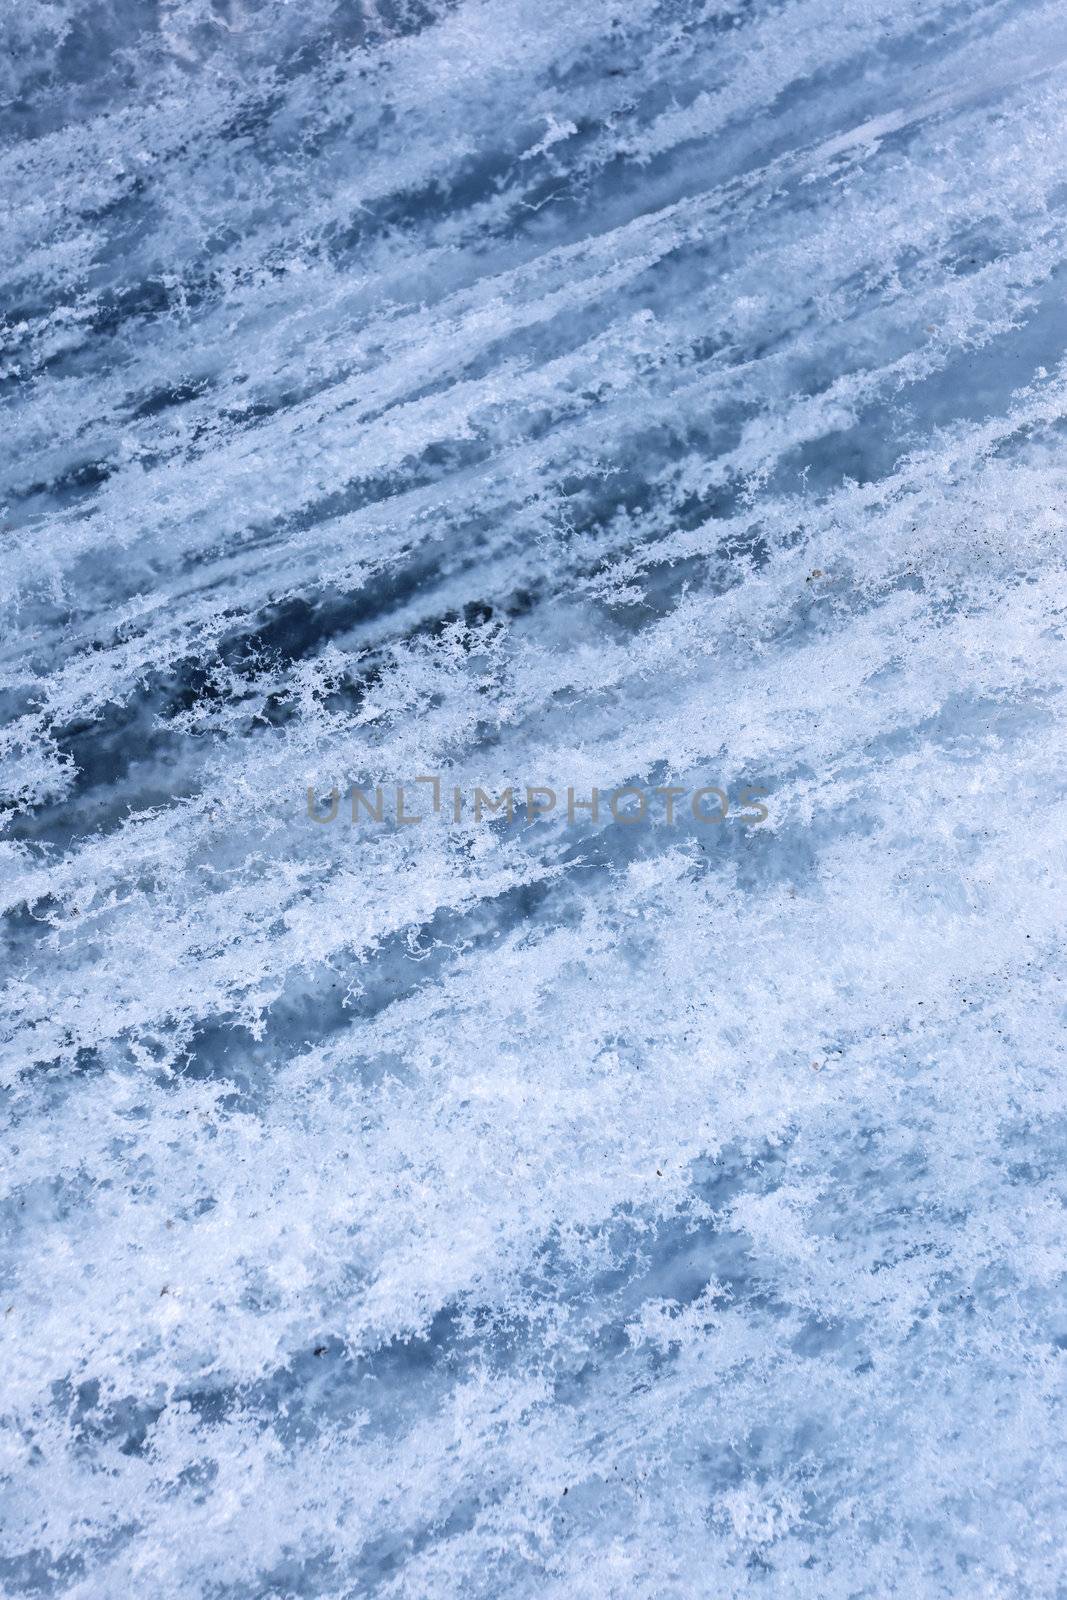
left=1, top=0, right=1066, bottom=1595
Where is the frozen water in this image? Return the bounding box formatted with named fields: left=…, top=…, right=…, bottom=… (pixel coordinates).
left=1, top=0, right=1066, bottom=1595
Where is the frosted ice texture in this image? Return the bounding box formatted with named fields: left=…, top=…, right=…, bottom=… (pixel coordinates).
left=1, top=1, right=1065, bottom=1595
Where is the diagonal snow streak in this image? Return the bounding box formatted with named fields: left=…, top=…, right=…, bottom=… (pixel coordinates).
left=1, top=0, right=1066, bottom=1595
